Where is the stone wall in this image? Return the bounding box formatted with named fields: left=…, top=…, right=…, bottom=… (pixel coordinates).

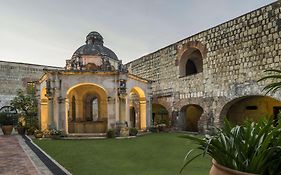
left=126, top=1, right=281, bottom=132
left=0, top=61, right=60, bottom=108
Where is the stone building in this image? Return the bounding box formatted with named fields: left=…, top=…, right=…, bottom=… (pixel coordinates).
left=1, top=1, right=281, bottom=133
left=0, top=61, right=59, bottom=108
left=126, top=1, right=281, bottom=133
left=37, top=32, right=151, bottom=134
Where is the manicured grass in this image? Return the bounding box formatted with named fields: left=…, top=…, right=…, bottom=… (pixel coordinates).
left=34, top=133, right=211, bottom=175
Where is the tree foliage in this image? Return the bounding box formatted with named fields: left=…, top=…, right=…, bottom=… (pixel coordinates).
left=258, top=69, right=281, bottom=94
left=10, top=89, right=37, bottom=117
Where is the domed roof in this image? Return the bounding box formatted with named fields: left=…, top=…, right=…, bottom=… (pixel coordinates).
left=71, top=31, right=118, bottom=60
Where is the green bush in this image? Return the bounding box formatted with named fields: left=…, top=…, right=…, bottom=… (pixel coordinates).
left=107, top=129, right=115, bottom=138
left=0, top=112, right=14, bottom=125
left=180, top=118, right=281, bottom=175
left=129, top=128, right=138, bottom=136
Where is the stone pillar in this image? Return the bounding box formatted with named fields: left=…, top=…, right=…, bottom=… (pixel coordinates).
left=47, top=98, right=54, bottom=129
left=125, top=96, right=130, bottom=127
left=107, top=97, right=115, bottom=129
left=139, top=99, right=146, bottom=130
left=119, top=97, right=126, bottom=122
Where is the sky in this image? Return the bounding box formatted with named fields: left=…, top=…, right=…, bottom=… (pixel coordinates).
left=0, top=0, right=276, bottom=67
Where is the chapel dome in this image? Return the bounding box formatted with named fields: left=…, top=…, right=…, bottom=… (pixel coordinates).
left=71, top=31, right=118, bottom=60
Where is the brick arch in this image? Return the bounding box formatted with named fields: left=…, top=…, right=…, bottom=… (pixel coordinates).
left=175, top=40, right=207, bottom=66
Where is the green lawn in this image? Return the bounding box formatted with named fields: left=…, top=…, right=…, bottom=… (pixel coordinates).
left=34, top=133, right=211, bottom=175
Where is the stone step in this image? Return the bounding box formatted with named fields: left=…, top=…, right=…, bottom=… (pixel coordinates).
left=67, top=133, right=106, bottom=137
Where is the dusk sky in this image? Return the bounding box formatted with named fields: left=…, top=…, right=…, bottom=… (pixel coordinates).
left=0, top=0, right=276, bottom=67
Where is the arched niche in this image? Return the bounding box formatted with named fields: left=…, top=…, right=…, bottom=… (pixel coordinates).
left=220, top=95, right=281, bottom=125
left=180, top=104, right=203, bottom=132
left=129, top=87, right=146, bottom=129
left=179, top=49, right=203, bottom=77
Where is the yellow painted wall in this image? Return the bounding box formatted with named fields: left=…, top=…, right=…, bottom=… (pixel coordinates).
left=227, top=96, right=281, bottom=124
left=40, top=88, right=48, bottom=130
left=185, top=105, right=203, bottom=132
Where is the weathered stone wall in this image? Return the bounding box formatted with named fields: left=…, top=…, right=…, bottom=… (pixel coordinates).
left=126, top=1, right=281, bottom=132
left=0, top=61, right=60, bottom=108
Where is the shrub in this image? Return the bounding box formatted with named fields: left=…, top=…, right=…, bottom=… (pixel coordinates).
left=149, top=126, right=159, bottom=133
left=0, top=112, right=14, bottom=125
left=129, top=128, right=138, bottom=136
left=180, top=118, right=281, bottom=174
left=107, top=129, right=115, bottom=138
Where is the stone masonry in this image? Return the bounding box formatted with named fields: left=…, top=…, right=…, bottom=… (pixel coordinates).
left=0, top=61, right=60, bottom=108
left=126, top=1, right=281, bottom=132
left=1, top=1, right=281, bottom=133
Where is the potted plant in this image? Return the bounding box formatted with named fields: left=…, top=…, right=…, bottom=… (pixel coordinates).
left=34, top=129, right=43, bottom=138
left=49, top=128, right=63, bottom=139
left=0, top=112, right=14, bottom=135
left=180, top=118, right=281, bottom=175
left=17, top=116, right=26, bottom=135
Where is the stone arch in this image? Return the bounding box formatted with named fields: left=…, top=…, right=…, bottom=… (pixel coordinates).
left=179, top=49, right=203, bottom=77
left=176, top=41, right=207, bottom=77
left=129, top=86, right=146, bottom=129
left=220, top=95, right=281, bottom=125
left=152, top=103, right=169, bottom=126
left=66, top=83, right=108, bottom=133
left=180, top=104, right=203, bottom=132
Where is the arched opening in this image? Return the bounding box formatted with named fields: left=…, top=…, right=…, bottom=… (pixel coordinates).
left=40, top=88, right=48, bottom=130
left=179, top=49, right=203, bottom=77
left=152, top=104, right=169, bottom=126
left=83, top=94, right=99, bottom=121
left=180, top=105, right=203, bottom=132
left=186, top=60, right=197, bottom=75
left=129, top=87, right=146, bottom=129
left=66, top=83, right=108, bottom=133
left=221, top=96, right=281, bottom=125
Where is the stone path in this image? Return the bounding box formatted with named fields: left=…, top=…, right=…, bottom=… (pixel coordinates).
left=0, top=136, right=39, bottom=175
left=0, top=134, right=53, bottom=175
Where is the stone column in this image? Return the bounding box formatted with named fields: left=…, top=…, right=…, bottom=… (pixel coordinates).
left=139, top=99, right=147, bottom=130
left=47, top=98, right=54, bottom=129
left=119, top=97, right=126, bottom=122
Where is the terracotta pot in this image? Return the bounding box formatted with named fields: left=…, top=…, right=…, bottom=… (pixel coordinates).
left=1, top=125, right=13, bottom=135
left=17, top=127, right=26, bottom=135
left=209, top=159, right=257, bottom=175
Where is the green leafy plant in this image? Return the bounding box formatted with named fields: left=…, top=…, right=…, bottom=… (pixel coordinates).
left=11, top=89, right=38, bottom=132
left=180, top=118, right=281, bottom=175
left=0, top=112, right=14, bottom=125
left=258, top=69, right=281, bottom=94
left=129, top=127, right=138, bottom=136
left=107, top=129, right=115, bottom=138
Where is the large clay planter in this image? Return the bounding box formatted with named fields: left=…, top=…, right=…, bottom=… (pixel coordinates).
left=1, top=125, right=13, bottom=135
left=209, top=159, right=257, bottom=175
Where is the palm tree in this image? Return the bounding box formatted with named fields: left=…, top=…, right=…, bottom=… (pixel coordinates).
left=258, top=69, right=281, bottom=94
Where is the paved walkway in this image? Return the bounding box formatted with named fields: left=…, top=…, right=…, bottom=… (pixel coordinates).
left=0, top=130, right=53, bottom=175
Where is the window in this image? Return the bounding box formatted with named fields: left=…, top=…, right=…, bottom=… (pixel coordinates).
left=179, top=49, right=203, bottom=77
left=186, top=60, right=197, bottom=75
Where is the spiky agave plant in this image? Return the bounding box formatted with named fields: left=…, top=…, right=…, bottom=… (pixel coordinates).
left=258, top=69, right=281, bottom=94
left=180, top=119, right=281, bottom=175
